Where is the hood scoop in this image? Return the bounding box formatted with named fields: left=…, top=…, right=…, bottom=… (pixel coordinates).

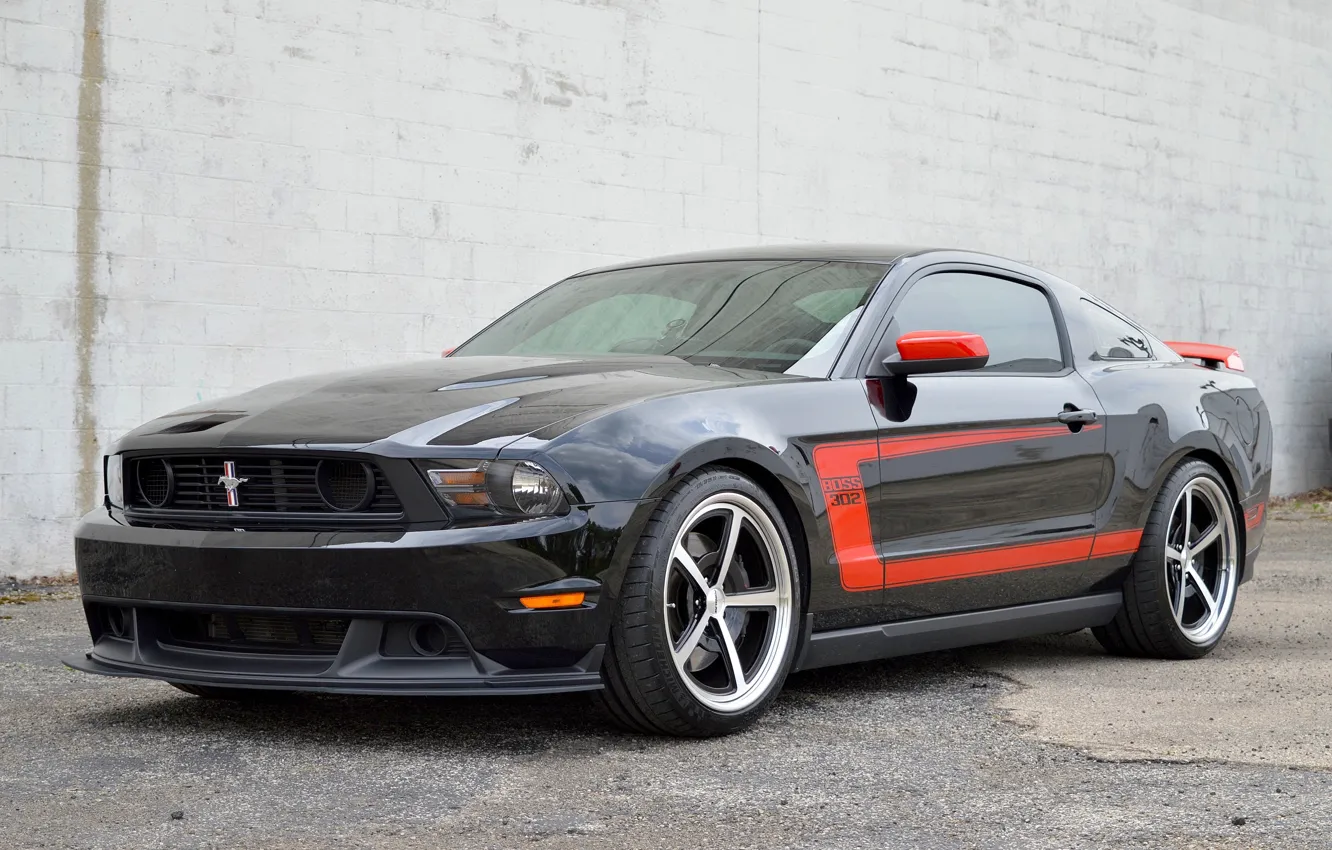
left=153, top=412, right=246, bottom=435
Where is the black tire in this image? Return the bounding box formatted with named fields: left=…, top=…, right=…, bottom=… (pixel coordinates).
left=594, top=467, right=803, bottom=737
left=170, top=683, right=292, bottom=701
left=1093, top=459, right=1240, bottom=660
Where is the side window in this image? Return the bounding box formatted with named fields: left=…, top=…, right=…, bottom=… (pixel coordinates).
left=887, top=272, right=1064, bottom=373
left=1082, top=300, right=1153, bottom=360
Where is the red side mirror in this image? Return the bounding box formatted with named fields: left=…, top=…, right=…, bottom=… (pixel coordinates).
left=884, top=330, right=990, bottom=376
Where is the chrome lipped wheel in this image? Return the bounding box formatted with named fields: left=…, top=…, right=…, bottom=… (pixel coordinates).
left=1164, top=477, right=1238, bottom=645
left=663, top=492, right=794, bottom=714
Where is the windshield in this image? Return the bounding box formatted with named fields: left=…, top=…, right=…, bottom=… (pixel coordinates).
left=452, top=260, right=885, bottom=376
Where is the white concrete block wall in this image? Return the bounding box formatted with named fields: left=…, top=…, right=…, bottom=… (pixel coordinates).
left=3, top=0, right=1330, bottom=578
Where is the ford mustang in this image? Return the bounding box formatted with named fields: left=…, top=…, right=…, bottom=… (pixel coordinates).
left=68, top=245, right=1271, bottom=736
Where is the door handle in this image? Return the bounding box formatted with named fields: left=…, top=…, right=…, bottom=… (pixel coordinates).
left=1057, top=408, right=1098, bottom=425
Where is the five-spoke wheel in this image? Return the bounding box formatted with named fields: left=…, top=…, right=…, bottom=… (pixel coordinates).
left=1095, top=459, right=1241, bottom=659
left=664, top=493, right=794, bottom=714
left=1164, top=476, right=1238, bottom=645
left=596, top=468, right=801, bottom=736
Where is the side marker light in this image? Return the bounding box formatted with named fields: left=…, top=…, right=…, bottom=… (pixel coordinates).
left=518, top=592, right=586, bottom=610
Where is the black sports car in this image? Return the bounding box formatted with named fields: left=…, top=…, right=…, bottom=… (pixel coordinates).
left=69, top=245, right=1271, bottom=736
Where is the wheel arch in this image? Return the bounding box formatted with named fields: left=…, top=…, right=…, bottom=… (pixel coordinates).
left=1138, top=445, right=1248, bottom=574
left=643, top=438, right=818, bottom=613
left=709, top=457, right=813, bottom=607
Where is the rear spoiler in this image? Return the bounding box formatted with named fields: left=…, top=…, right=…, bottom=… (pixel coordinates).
left=1165, top=341, right=1244, bottom=372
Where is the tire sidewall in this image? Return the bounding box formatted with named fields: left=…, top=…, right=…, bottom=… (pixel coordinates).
left=641, top=470, right=803, bottom=734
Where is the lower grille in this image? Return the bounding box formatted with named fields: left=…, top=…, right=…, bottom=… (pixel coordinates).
left=164, top=611, right=351, bottom=654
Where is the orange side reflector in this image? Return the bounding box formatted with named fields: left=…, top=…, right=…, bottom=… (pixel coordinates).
left=518, top=592, right=586, bottom=610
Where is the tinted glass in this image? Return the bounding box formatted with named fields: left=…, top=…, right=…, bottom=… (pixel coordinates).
left=887, top=273, right=1064, bottom=373
left=454, top=260, right=884, bottom=376
left=1083, top=299, right=1152, bottom=360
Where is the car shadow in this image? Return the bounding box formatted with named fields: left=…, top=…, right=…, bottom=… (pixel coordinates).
left=72, top=632, right=1110, bottom=748
left=76, top=688, right=615, bottom=754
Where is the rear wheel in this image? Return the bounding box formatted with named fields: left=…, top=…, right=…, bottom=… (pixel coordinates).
left=595, top=468, right=802, bottom=736
left=1094, top=459, right=1240, bottom=659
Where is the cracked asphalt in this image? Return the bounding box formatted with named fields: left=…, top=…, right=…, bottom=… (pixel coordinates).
left=2, top=510, right=1329, bottom=849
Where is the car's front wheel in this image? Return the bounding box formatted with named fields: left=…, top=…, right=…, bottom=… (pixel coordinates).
left=596, top=468, right=802, bottom=736
left=1094, top=459, right=1241, bottom=659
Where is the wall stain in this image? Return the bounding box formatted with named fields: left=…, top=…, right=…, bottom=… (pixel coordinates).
left=75, top=0, right=107, bottom=515
left=552, top=78, right=583, bottom=97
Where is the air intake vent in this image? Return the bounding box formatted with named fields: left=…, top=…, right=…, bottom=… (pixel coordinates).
left=155, top=414, right=245, bottom=434
left=161, top=610, right=351, bottom=654
left=135, top=459, right=172, bottom=507
left=316, top=460, right=375, bottom=511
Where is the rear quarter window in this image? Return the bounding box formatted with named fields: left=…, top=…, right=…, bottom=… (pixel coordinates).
left=1082, top=299, right=1153, bottom=361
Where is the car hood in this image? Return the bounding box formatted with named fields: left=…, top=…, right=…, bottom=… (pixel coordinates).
left=116, top=356, right=803, bottom=452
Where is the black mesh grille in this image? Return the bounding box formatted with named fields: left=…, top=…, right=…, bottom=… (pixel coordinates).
left=124, top=455, right=402, bottom=529
left=136, top=459, right=171, bottom=507
left=319, top=460, right=371, bottom=511
left=161, top=611, right=350, bottom=654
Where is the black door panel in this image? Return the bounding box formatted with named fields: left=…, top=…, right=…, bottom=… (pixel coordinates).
left=859, top=268, right=1119, bottom=619
left=869, top=373, right=1111, bottom=602
left=875, top=449, right=1107, bottom=545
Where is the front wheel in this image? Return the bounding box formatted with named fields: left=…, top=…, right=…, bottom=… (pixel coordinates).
left=596, top=468, right=802, bottom=736
left=1094, top=459, right=1241, bottom=659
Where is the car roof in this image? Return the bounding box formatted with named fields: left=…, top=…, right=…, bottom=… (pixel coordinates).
left=571, top=244, right=933, bottom=276
left=570, top=243, right=1097, bottom=308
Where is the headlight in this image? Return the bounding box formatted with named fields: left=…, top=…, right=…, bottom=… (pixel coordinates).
left=105, top=454, right=124, bottom=508
left=417, top=459, right=569, bottom=521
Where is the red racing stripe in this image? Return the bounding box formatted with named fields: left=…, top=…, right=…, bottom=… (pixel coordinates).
left=882, top=534, right=1097, bottom=588
left=1090, top=528, right=1144, bottom=558
left=812, top=423, right=1111, bottom=592
left=878, top=424, right=1100, bottom=461
left=811, top=439, right=882, bottom=590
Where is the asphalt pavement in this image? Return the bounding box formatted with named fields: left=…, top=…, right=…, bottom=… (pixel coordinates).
left=2, top=508, right=1329, bottom=849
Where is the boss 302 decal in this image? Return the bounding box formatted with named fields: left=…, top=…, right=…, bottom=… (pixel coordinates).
left=812, top=424, right=1142, bottom=591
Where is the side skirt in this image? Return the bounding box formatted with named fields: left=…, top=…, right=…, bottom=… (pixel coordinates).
left=793, top=592, right=1123, bottom=672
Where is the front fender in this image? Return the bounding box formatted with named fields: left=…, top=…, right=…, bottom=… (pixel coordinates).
left=642, top=436, right=803, bottom=499
left=519, top=392, right=801, bottom=502
left=503, top=394, right=825, bottom=551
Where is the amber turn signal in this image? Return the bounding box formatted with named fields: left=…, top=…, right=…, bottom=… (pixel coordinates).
left=427, top=468, right=485, bottom=488
left=518, top=592, right=586, bottom=610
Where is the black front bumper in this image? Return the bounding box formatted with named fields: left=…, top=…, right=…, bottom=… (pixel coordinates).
left=69, top=501, right=650, bottom=695
left=64, top=605, right=604, bottom=695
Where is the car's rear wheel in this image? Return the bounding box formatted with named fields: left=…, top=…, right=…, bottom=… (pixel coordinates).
left=170, top=683, right=292, bottom=701
left=1094, top=459, right=1240, bottom=659
left=595, top=468, right=802, bottom=736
